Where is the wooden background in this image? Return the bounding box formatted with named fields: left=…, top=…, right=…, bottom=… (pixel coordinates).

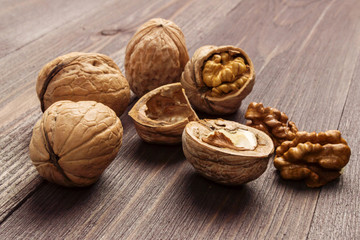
left=1, top=0, right=359, bottom=239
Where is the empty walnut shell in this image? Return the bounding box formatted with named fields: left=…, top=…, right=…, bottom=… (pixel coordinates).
left=182, top=119, right=274, bottom=185
left=29, top=100, right=123, bottom=187
left=36, top=52, right=130, bottom=116
left=125, top=18, right=189, bottom=97
left=129, top=83, right=198, bottom=144
left=181, top=45, right=255, bottom=115
left=245, top=102, right=298, bottom=147
left=274, top=130, right=351, bottom=187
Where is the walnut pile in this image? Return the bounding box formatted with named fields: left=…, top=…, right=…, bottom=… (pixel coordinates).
left=29, top=100, right=123, bottom=187
left=36, top=52, right=130, bottom=116
left=125, top=18, right=189, bottom=97
left=245, top=102, right=298, bottom=147
left=274, top=130, right=351, bottom=187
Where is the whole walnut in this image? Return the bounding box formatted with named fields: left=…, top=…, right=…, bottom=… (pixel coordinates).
left=125, top=18, right=189, bottom=97
left=36, top=52, right=130, bottom=116
left=181, top=45, right=255, bottom=115
left=29, top=100, right=123, bottom=187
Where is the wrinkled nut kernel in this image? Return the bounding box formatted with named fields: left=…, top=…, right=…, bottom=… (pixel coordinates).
left=129, top=83, right=198, bottom=144
left=274, top=130, right=351, bottom=187
left=125, top=18, right=189, bottom=97
left=182, top=119, right=274, bottom=185
left=29, top=100, right=123, bottom=187
left=203, top=52, right=249, bottom=97
left=36, top=52, right=130, bottom=116
left=181, top=45, right=255, bottom=115
left=245, top=102, right=298, bottom=147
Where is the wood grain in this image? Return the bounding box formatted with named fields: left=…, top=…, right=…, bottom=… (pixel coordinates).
left=0, top=0, right=359, bottom=239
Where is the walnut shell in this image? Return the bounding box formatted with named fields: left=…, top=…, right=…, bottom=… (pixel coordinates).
left=181, top=45, right=255, bottom=115
left=36, top=52, right=130, bottom=116
left=125, top=18, right=189, bottom=97
left=245, top=102, right=298, bottom=147
left=29, top=100, right=123, bottom=187
left=182, top=119, right=274, bottom=185
left=129, top=83, right=198, bottom=144
left=274, top=130, right=351, bottom=187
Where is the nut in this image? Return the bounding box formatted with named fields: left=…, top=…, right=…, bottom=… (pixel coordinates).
left=181, top=45, right=255, bottom=115
left=125, top=18, right=189, bottom=97
left=36, top=52, right=130, bottom=116
left=29, top=100, right=123, bottom=187
left=182, top=119, right=274, bottom=185
left=129, top=83, right=198, bottom=144
left=245, top=102, right=298, bottom=147
left=274, top=130, right=351, bottom=187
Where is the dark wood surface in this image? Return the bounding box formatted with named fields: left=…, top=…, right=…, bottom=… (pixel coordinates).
left=1, top=0, right=359, bottom=239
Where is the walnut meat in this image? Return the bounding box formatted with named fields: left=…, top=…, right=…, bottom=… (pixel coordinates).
left=129, top=83, right=198, bottom=144
left=181, top=45, right=255, bottom=115
left=274, top=130, right=351, bottom=187
left=36, top=52, right=130, bottom=116
left=29, top=100, right=123, bottom=187
left=125, top=18, right=189, bottom=97
left=245, top=102, right=298, bottom=147
left=182, top=119, right=274, bottom=185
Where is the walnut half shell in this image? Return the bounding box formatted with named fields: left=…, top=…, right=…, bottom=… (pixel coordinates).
left=274, top=130, right=351, bottom=187
left=129, top=83, right=198, bottom=144
left=181, top=45, right=255, bottom=115
left=182, top=119, right=274, bottom=185
left=29, top=100, right=123, bottom=187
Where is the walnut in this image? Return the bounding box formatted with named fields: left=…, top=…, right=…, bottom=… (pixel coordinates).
left=181, top=45, right=255, bottom=115
left=129, top=83, right=198, bottom=144
left=245, top=102, right=298, bottom=147
left=125, top=18, right=189, bottom=97
left=29, top=100, right=123, bottom=187
left=182, top=119, right=274, bottom=185
left=36, top=52, right=130, bottom=116
left=274, top=130, right=351, bottom=187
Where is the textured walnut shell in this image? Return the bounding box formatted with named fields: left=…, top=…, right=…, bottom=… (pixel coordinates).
left=182, top=119, right=274, bottom=185
left=29, top=100, right=123, bottom=187
left=181, top=45, right=255, bottom=115
left=125, top=18, right=189, bottom=97
left=36, top=52, right=130, bottom=116
left=245, top=102, right=298, bottom=147
left=129, top=83, right=198, bottom=144
left=274, top=130, right=351, bottom=187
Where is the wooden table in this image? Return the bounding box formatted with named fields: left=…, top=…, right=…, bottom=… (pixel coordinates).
left=1, top=0, right=359, bottom=239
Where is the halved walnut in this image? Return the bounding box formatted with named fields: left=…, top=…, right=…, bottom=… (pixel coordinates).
left=129, top=83, right=198, bottom=144
left=182, top=119, right=274, bottom=185
left=181, top=45, right=255, bottom=115
left=274, top=130, right=351, bottom=187
left=245, top=102, right=298, bottom=147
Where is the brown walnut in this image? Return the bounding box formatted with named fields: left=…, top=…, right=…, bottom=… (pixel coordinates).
left=29, top=100, right=123, bottom=187
left=36, top=52, right=130, bottom=116
left=181, top=45, right=255, bottom=115
left=125, top=18, right=189, bottom=97
left=182, top=119, right=274, bottom=185
left=129, top=83, right=198, bottom=144
left=245, top=102, right=298, bottom=147
left=274, top=130, right=351, bottom=187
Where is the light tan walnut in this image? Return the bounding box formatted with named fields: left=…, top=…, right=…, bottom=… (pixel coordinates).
left=181, top=45, right=255, bottom=115
left=29, top=100, right=123, bottom=187
left=129, top=83, right=198, bottom=144
left=245, top=102, right=298, bottom=147
left=274, top=130, right=351, bottom=187
left=125, top=18, right=189, bottom=97
left=36, top=52, right=130, bottom=116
